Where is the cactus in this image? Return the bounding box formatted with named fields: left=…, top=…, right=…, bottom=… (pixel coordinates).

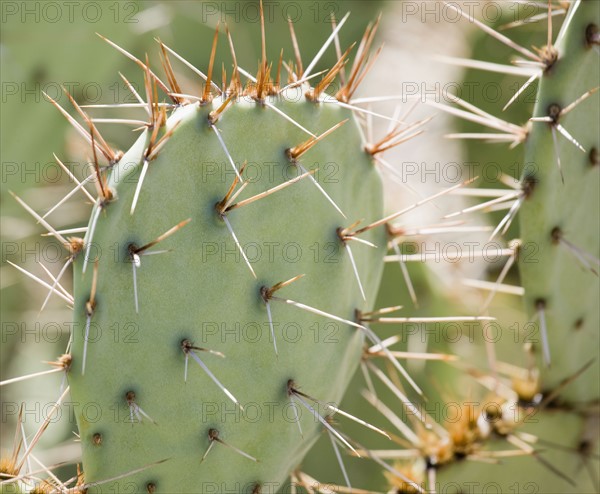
left=4, top=8, right=398, bottom=492
left=374, top=2, right=600, bottom=492
left=2, top=1, right=599, bottom=494
left=518, top=0, right=599, bottom=400
left=66, top=51, right=390, bottom=492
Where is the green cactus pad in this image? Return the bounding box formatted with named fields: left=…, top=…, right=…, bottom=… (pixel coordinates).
left=519, top=0, right=600, bottom=403
left=68, top=90, right=387, bottom=492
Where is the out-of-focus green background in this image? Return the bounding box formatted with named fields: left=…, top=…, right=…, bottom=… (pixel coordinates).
left=2, top=1, right=564, bottom=491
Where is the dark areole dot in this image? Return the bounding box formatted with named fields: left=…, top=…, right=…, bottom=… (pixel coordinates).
left=550, top=227, right=562, bottom=244
left=522, top=174, right=537, bottom=199
left=586, top=24, right=599, bottom=47
left=547, top=103, right=562, bottom=124
left=589, top=147, right=599, bottom=167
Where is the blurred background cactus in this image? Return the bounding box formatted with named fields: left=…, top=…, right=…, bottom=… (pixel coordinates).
left=1, top=1, right=598, bottom=492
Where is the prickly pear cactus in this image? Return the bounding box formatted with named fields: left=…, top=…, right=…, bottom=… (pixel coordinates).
left=64, top=27, right=388, bottom=494
left=388, top=2, right=600, bottom=492
left=372, top=0, right=600, bottom=494
left=3, top=2, right=600, bottom=494
left=519, top=0, right=599, bottom=401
